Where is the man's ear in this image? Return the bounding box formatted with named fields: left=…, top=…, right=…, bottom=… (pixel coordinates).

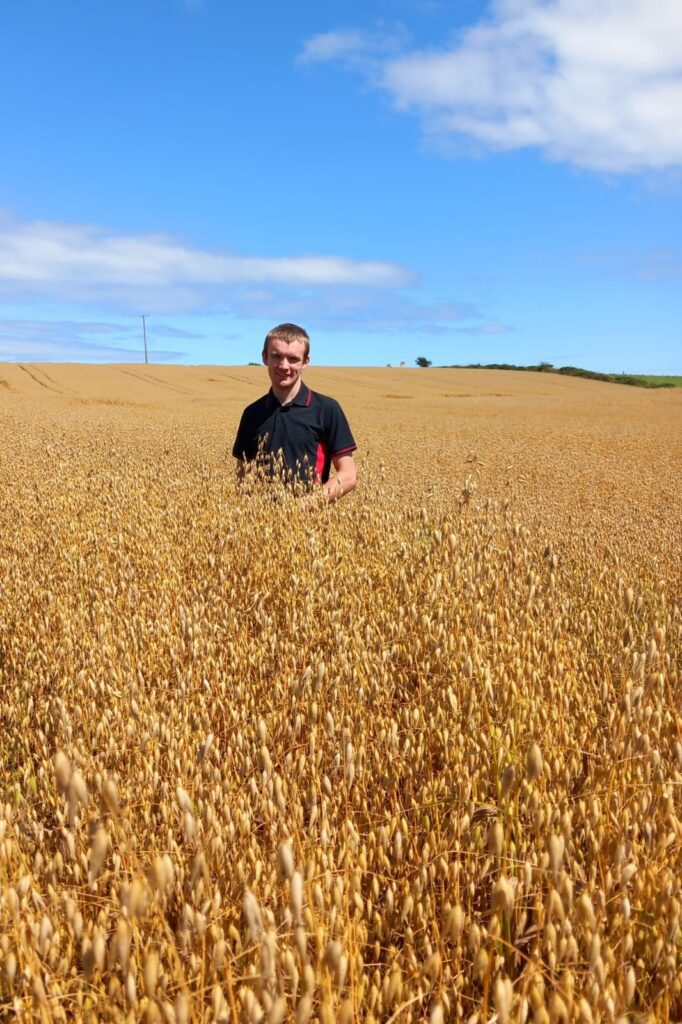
left=262, top=351, right=268, bottom=366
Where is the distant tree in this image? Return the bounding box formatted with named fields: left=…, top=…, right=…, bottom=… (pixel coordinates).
left=399, top=361, right=406, bottom=367
left=538, top=361, right=554, bottom=372
left=415, top=356, right=432, bottom=368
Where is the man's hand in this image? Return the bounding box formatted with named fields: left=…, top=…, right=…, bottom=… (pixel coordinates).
left=323, top=454, right=357, bottom=502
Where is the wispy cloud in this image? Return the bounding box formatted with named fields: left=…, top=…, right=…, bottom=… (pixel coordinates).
left=301, top=1, right=682, bottom=173
left=581, top=247, right=682, bottom=282
left=0, top=213, right=414, bottom=313
left=0, top=216, right=504, bottom=357
left=451, top=323, right=513, bottom=335
left=226, top=285, right=500, bottom=336
left=0, top=319, right=189, bottom=362
left=297, top=26, right=407, bottom=73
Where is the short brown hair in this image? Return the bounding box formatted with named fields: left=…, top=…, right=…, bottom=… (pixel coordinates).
left=262, top=323, right=310, bottom=360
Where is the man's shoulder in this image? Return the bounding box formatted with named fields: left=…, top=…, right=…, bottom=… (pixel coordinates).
left=308, top=389, right=345, bottom=412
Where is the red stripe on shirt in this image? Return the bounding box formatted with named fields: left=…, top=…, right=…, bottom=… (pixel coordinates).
left=314, top=441, right=328, bottom=481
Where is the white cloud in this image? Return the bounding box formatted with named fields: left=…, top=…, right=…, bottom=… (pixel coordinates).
left=298, top=26, right=407, bottom=70
left=0, top=214, right=413, bottom=312
left=299, top=29, right=378, bottom=64
left=304, top=0, right=682, bottom=173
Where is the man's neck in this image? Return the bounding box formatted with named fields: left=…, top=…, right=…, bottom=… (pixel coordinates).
left=272, top=378, right=303, bottom=405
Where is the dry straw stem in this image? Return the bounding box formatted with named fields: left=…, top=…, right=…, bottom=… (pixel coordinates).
left=0, top=365, right=680, bottom=1021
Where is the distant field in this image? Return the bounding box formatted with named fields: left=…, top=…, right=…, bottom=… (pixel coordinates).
left=1, top=364, right=681, bottom=1021
left=632, top=374, right=682, bottom=387
left=442, top=362, right=682, bottom=388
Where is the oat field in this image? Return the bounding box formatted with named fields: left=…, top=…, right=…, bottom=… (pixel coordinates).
left=0, top=363, right=680, bottom=1023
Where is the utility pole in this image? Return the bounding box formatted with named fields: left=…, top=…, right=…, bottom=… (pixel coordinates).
left=140, top=315, right=149, bottom=364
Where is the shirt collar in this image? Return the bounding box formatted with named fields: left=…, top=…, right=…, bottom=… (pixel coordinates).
left=267, top=382, right=310, bottom=408
left=291, top=382, right=310, bottom=407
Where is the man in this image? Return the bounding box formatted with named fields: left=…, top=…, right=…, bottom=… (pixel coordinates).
left=232, top=323, right=357, bottom=501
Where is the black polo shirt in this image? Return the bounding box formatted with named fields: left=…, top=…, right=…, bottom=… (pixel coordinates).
left=232, top=382, right=356, bottom=484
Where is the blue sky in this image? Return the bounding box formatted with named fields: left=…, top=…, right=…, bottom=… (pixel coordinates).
left=1, top=0, right=680, bottom=371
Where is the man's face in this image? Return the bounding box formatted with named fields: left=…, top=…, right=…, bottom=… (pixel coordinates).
left=263, top=336, right=309, bottom=395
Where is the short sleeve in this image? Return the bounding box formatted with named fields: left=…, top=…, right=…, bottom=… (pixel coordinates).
left=232, top=411, right=249, bottom=460
left=324, top=400, right=357, bottom=458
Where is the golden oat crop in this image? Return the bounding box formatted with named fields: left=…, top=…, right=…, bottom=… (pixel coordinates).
left=0, top=365, right=680, bottom=1022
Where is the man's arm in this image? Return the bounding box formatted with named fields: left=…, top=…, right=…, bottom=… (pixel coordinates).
left=322, top=454, right=357, bottom=502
